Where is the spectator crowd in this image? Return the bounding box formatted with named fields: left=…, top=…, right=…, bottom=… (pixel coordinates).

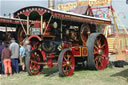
left=0, top=38, right=31, bottom=77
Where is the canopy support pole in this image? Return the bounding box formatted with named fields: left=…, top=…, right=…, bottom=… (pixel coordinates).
left=41, top=15, right=43, bottom=35
left=43, top=15, right=52, bottom=36
left=18, top=16, right=27, bottom=35
left=27, top=16, right=29, bottom=35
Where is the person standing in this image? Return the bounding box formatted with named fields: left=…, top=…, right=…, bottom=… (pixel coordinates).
left=9, top=38, right=19, bottom=73
left=24, top=40, right=31, bottom=56
left=1, top=42, right=12, bottom=76
left=19, top=43, right=25, bottom=71
left=0, top=40, right=4, bottom=75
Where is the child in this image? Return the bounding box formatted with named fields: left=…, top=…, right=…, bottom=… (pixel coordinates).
left=1, top=42, right=12, bottom=76
left=19, top=42, right=25, bottom=71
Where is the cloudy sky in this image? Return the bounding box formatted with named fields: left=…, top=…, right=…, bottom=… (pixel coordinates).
left=0, top=0, right=128, bottom=27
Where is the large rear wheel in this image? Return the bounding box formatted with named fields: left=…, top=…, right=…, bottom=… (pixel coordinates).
left=17, top=27, right=26, bottom=42
left=86, top=33, right=108, bottom=70
left=80, top=24, right=91, bottom=44
left=58, top=48, right=75, bottom=77
left=26, top=49, right=43, bottom=75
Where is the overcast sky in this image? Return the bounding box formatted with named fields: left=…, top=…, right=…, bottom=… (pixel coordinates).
left=0, top=0, right=128, bottom=27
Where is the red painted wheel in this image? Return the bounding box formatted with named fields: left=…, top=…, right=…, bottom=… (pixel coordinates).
left=26, top=49, right=43, bottom=75
left=58, top=48, right=75, bottom=77
left=86, top=33, right=108, bottom=70
left=17, top=27, right=26, bottom=42
left=80, top=24, right=91, bottom=44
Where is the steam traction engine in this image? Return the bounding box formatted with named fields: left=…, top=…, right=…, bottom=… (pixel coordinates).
left=14, top=6, right=111, bottom=76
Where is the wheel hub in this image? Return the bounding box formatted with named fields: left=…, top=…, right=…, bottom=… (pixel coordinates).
left=67, top=61, right=70, bottom=66
left=98, top=49, right=103, bottom=55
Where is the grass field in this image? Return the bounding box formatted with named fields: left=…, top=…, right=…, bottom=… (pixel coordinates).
left=0, top=66, right=128, bottom=85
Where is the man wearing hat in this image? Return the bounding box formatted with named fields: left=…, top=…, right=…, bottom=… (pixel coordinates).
left=9, top=38, right=19, bottom=73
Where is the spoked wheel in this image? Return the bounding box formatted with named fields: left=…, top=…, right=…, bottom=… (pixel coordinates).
left=58, top=48, right=75, bottom=77
left=80, top=24, right=91, bottom=44
left=26, top=49, right=43, bottom=75
left=86, top=33, right=108, bottom=70
left=17, top=27, right=26, bottom=42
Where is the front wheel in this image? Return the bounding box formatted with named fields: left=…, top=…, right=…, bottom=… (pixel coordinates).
left=58, top=48, right=75, bottom=77
left=86, top=33, right=108, bottom=70
left=25, top=49, right=43, bottom=75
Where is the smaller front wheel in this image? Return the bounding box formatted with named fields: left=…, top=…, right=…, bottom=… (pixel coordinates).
left=25, top=49, right=43, bottom=75
left=58, top=48, right=75, bottom=77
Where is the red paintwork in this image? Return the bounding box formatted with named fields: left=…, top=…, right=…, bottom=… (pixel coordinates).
left=33, top=23, right=41, bottom=28
left=0, top=18, right=27, bottom=25
left=47, top=59, right=53, bottom=67
left=62, top=42, right=70, bottom=49
left=27, top=35, right=42, bottom=41
left=14, top=6, right=47, bottom=18
left=72, top=46, right=88, bottom=57
left=41, top=50, right=46, bottom=61
left=72, top=47, right=81, bottom=57
left=51, top=12, right=111, bottom=25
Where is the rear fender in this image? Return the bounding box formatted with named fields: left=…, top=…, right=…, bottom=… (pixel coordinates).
left=41, top=50, right=46, bottom=61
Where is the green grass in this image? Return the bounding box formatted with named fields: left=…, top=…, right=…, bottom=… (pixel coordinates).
left=1, top=66, right=128, bottom=85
